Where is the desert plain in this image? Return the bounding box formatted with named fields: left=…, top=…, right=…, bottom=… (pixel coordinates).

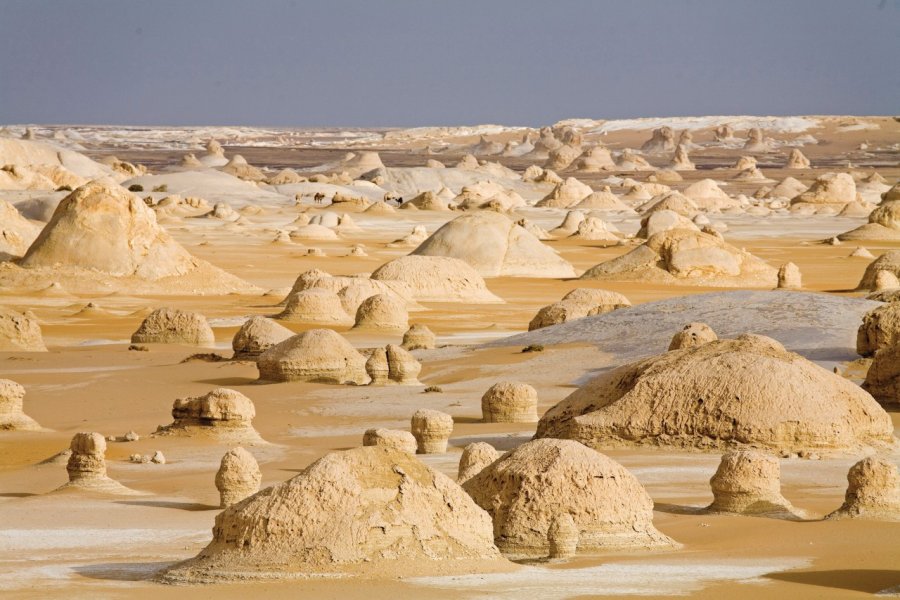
left=0, top=115, right=898, bottom=599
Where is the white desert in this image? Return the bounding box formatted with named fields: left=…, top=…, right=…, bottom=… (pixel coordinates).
left=1, top=4, right=899, bottom=598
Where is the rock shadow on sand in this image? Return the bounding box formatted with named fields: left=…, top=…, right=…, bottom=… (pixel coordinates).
left=765, top=569, right=900, bottom=594
left=72, top=561, right=176, bottom=582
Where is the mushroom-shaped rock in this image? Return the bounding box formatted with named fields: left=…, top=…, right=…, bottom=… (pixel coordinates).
left=826, top=457, right=900, bottom=521
left=462, top=439, right=676, bottom=557
left=131, top=308, right=215, bottom=346
left=231, top=316, right=294, bottom=360
left=410, top=212, right=576, bottom=278
left=59, top=432, right=134, bottom=494
left=481, top=382, right=538, bottom=423
left=257, top=329, right=368, bottom=384
left=370, top=255, right=502, bottom=303
left=159, top=447, right=506, bottom=582
left=707, top=450, right=800, bottom=517
left=277, top=289, right=353, bottom=325
left=777, top=262, right=802, bottom=289
left=528, top=289, right=631, bottom=331
left=857, top=303, right=900, bottom=357
left=536, top=334, right=894, bottom=452
left=401, top=324, right=436, bottom=350
left=158, top=388, right=258, bottom=440
left=365, top=347, right=389, bottom=385
left=457, top=442, right=501, bottom=483
left=215, top=447, right=262, bottom=508
left=353, top=294, right=408, bottom=331
left=668, top=322, right=718, bottom=350
left=0, top=379, right=41, bottom=430
left=362, top=428, right=417, bottom=454
left=0, top=308, right=46, bottom=352
left=410, top=409, right=453, bottom=454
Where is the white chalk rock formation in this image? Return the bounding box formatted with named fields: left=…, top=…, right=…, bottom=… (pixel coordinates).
left=580, top=229, right=778, bottom=287
left=362, top=428, right=417, bottom=454
left=160, top=447, right=506, bottom=582
left=353, top=294, right=409, bottom=331
left=838, top=200, right=900, bottom=241
left=536, top=334, right=894, bottom=452
left=462, top=439, right=676, bottom=557
left=257, top=329, right=368, bottom=384
left=58, top=432, right=135, bottom=494
left=481, top=382, right=538, bottom=423
left=156, top=388, right=260, bottom=441
left=857, top=303, right=900, bottom=357
left=707, top=450, right=801, bottom=518
left=668, top=322, right=718, bottom=350
left=641, top=127, right=676, bottom=154
left=786, top=149, right=811, bottom=169
left=18, top=180, right=254, bottom=293
left=790, top=172, right=857, bottom=207
left=668, top=144, right=695, bottom=170
left=370, top=255, right=502, bottom=303
left=0, top=379, right=41, bottom=430
left=131, top=308, right=215, bottom=345
left=0, top=200, right=41, bottom=258
left=366, top=344, right=421, bottom=385
left=0, top=308, right=47, bottom=351
left=411, top=212, right=575, bottom=278
left=457, top=442, right=501, bottom=484
left=826, top=457, right=900, bottom=521
left=277, top=289, right=353, bottom=325
left=536, top=177, right=593, bottom=208
left=528, top=288, right=631, bottom=331
left=777, top=262, right=802, bottom=289
left=402, top=323, right=436, bottom=350
left=231, top=316, right=294, bottom=360
left=862, top=344, right=900, bottom=407
left=411, top=409, right=453, bottom=454
left=857, top=251, right=900, bottom=291
left=216, top=447, right=262, bottom=508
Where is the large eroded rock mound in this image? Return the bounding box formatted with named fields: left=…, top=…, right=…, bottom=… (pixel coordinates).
left=536, top=334, right=894, bottom=453
left=160, top=446, right=507, bottom=582
left=411, top=212, right=576, bottom=278
left=15, top=180, right=256, bottom=294
left=257, top=329, right=368, bottom=384
left=370, top=255, right=502, bottom=303
left=462, top=439, right=676, bottom=557
left=580, top=229, right=777, bottom=287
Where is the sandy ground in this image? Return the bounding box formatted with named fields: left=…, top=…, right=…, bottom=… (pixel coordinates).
left=1, top=118, right=899, bottom=599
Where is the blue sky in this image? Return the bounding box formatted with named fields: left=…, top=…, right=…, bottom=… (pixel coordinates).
left=1, top=0, right=897, bottom=126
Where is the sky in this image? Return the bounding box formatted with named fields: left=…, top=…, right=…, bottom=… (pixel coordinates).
left=1, top=0, right=898, bottom=127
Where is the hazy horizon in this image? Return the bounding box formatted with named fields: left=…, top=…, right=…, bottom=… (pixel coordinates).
left=2, top=0, right=898, bottom=128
